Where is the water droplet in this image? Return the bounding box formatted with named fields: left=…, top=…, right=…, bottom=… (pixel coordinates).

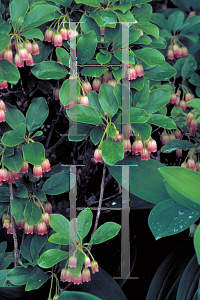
left=156, top=222, right=159, bottom=225
left=188, top=216, right=193, bottom=219
left=153, top=227, right=156, bottom=229
left=112, top=202, right=116, bottom=205
left=178, top=211, right=185, bottom=215
left=179, top=225, right=183, bottom=229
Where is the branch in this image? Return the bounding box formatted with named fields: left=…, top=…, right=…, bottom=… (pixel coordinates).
left=9, top=183, right=18, bottom=267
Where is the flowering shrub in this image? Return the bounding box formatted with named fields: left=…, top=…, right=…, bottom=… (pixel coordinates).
left=0, top=0, right=200, bottom=299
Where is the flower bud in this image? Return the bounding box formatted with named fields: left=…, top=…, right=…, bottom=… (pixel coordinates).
left=0, top=110, right=5, bottom=122
left=94, top=149, right=103, bottom=163
left=60, top=28, right=68, bottom=40
left=179, top=100, right=186, bottom=110
left=0, top=81, right=8, bottom=89
left=41, top=158, right=51, bottom=172
left=42, top=213, right=50, bottom=226
left=4, top=49, right=13, bottom=62
left=7, top=171, right=15, bottom=184
left=44, top=28, right=54, bottom=42
left=108, top=79, right=117, bottom=87
left=191, top=119, right=198, bottom=130
left=128, top=67, right=137, bottom=80
left=82, top=82, right=92, bottom=94
left=141, top=148, right=150, bottom=160
left=37, top=222, right=47, bottom=235
left=74, top=272, right=82, bottom=285
left=19, top=48, right=28, bottom=61
left=44, top=202, right=52, bottom=214
left=123, top=139, right=131, bottom=152
left=147, top=139, right=157, bottom=153
left=21, top=161, right=29, bottom=173
left=69, top=29, right=78, bottom=40
left=176, top=149, right=182, bottom=157
left=68, top=256, right=77, bottom=268
left=174, top=129, right=182, bottom=139
left=100, top=27, right=105, bottom=35
left=187, top=158, right=196, bottom=170
left=0, top=168, right=8, bottom=181
left=24, top=221, right=33, bottom=234
left=79, top=96, right=89, bottom=106
left=26, top=53, right=34, bottom=66
left=92, top=78, right=101, bottom=92
left=53, top=33, right=62, bottom=47
left=91, top=261, right=99, bottom=274
left=82, top=268, right=91, bottom=282
left=33, top=165, right=43, bottom=178
left=103, top=71, right=112, bottom=83
left=186, top=112, right=194, bottom=123
left=167, top=49, right=174, bottom=60
left=84, top=256, right=91, bottom=267
left=15, top=53, right=24, bottom=67
left=135, top=64, right=144, bottom=77
left=132, top=140, right=143, bottom=155
left=170, top=94, right=177, bottom=104
left=182, top=47, right=188, bottom=56
left=32, top=43, right=39, bottom=55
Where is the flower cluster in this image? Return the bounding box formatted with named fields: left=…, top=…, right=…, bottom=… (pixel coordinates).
left=170, top=91, right=194, bottom=110
left=128, top=64, right=144, bottom=80
left=181, top=148, right=200, bottom=172
left=60, top=255, right=98, bottom=285
left=44, top=27, right=78, bottom=47
left=167, top=43, right=188, bottom=60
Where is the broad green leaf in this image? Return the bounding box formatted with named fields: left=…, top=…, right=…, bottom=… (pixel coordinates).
left=25, top=272, right=49, bottom=291
left=2, top=124, right=26, bottom=147
left=194, top=224, right=200, bottom=264
left=0, top=59, right=20, bottom=84
left=113, top=49, right=134, bottom=64
left=90, top=126, right=103, bottom=145
left=22, top=142, right=45, bottom=166
left=114, top=84, right=130, bottom=109
left=99, top=83, right=118, bottom=118
left=159, top=167, right=200, bottom=205
left=32, top=131, right=43, bottom=138
left=57, top=291, right=102, bottom=300
left=148, top=114, right=177, bottom=129
left=144, top=63, right=177, bottom=81
left=81, top=66, right=108, bottom=77
left=147, top=36, right=167, bottom=49
left=77, top=31, right=97, bottom=64
left=39, top=241, right=60, bottom=256
left=42, top=171, right=75, bottom=195
left=49, top=214, right=69, bottom=237
left=77, top=208, right=93, bottom=241
left=47, top=0, right=73, bottom=7
left=74, top=0, right=100, bottom=7
left=31, top=61, right=68, bottom=80
left=38, top=249, right=69, bottom=268
left=113, top=2, right=131, bottom=13
left=30, top=234, right=48, bottom=261
left=168, top=11, right=185, bottom=33
left=0, top=242, right=7, bottom=254
left=0, top=19, right=11, bottom=35
left=131, top=3, right=152, bottom=22
left=0, top=187, right=10, bottom=202
left=0, top=203, right=9, bottom=215
left=151, top=13, right=171, bottom=32
left=129, top=76, right=145, bottom=90
left=116, top=107, right=149, bottom=124
left=10, top=0, right=29, bottom=30
left=90, top=9, right=117, bottom=28
left=34, top=189, right=47, bottom=203
left=108, top=156, right=170, bottom=204
left=131, top=123, right=151, bottom=141
left=11, top=198, right=28, bottom=222
left=14, top=185, right=28, bottom=198
left=136, top=21, right=159, bottom=39
left=148, top=199, right=199, bottom=240
left=186, top=99, right=200, bottom=112
left=113, top=26, right=141, bottom=49
left=21, top=29, right=44, bottom=40
left=161, top=140, right=194, bottom=153
left=181, top=57, right=197, bottom=81
left=115, top=10, right=134, bottom=23
left=134, top=48, right=165, bottom=67
left=66, top=105, right=103, bottom=126
left=133, top=34, right=152, bottom=45
left=59, top=79, right=80, bottom=106
left=24, top=201, right=42, bottom=226
left=89, top=222, right=121, bottom=245
left=133, top=83, right=149, bottom=107
left=48, top=233, right=69, bottom=245
left=102, top=138, right=124, bottom=166
left=20, top=235, right=32, bottom=263
left=3, top=151, right=22, bottom=172
left=143, top=89, right=171, bottom=113
left=96, top=51, right=111, bottom=64
left=68, top=123, right=92, bottom=142
left=56, top=47, right=69, bottom=67
left=5, top=103, right=25, bottom=129
left=21, top=5, right=58, bottom=30
left=0, top=34, right=10, bottom=53
left=33, top=41, right=53, bottom=64
left=26, top=97, right=49, bottom=133
left=6, top=266, right=41, bottom=285
left=189, top=73, right=200, bottom=87
left=80, top=15, right=101, bottom=42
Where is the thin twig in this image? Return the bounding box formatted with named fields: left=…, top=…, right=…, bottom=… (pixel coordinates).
left=45, top=107, right=62, bottom=149
left=87, top=162, right=107, bottom=253
left=46, top=132, right=68, bottom=157
left=9, top=183, right=18, bottom=267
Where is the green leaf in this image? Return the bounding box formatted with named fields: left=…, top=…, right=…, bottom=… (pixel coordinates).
left=113, top=2, right=131, bottom=13
left=116, top=107, right=149, bottom=124
left=148, top=114, right=177, bottom=129
left=134, top=47, right=165, bottom=67
left=33, top=41, right=53, bottom=64
left=90, top=126, right=103, bottom=145
left=57, top=291, right=102, bottom=300
left=136, top=21, right=159, bottom=39
left=11, top=198, right=28, bottom=221
left=5, top=103, right=25, bottom=129
left=74, top=0, right=100, bottom=7
left=113, top=49, right=134, bottom=64
left=113, top=26, right=141, bottom=49
left=131, top=123, right=151, bottom=140
left=131, top=3, right=152, bottom=22
left=0, top=187, right=10, bottom=202
left=0, top=59, right=20, bottom=84
left=22, top=142, right=45, bottom=166
left=148, top=199, right=199, bottom=240
left=99, top=83, right=118, bottom=118
left=48, top=233, right=69, bottom=245
left=161, top=140, right=194, bottom=153
left=143, top=89, right=171, bottom=113
left=189, top=73, right=200, bottom=87
left=10, top=0, right=29, bottom=30
left=24, top=201, right=42, bottom=226
left=21, top=5, right=58, bottom=30
left=60, top=79, right=80, bottom=106
left=77, top=208, right=93, bottom=241
left=0, top=242, right=7, bottom=254
left=42, top=171, right=74, bottom=195
left=25, top=272, right=49, bottom=291
left=147, top=36, right=167, bottom=49
left=96, top=51, right=111, bottom=64
left=150, top=13, right=171, bottom=32
left=80, top=15, right=101, bottom=42
left=89, top=222, right=121, bottom=245
left=90, top=9, right=117, bottom=28
left=0, top=34, right=10, bottom=53
left=108, top=156, right=170, bottom=204
left=2, top=124, right=26, bottom=147
left=185, top=98, right=200, bottom=112
left=0, top=19, right=11, bottom=35
left=145, top=63, right=176, bottom=81
left=129, top=76, right=145, bottom=90
left=38, top=249, right=69, bottom=268
left=168, top=11, right=185, bottom=34
left=14, top=185, right=28, bottom=198
left=56, top=47, right=69, bottom=67
left=115, top=10, right=134, bottom=23
left=21, top=29, right=44, bottom=41
left=102, top=138, right=124, bottom=166
left=81, top=66, right=108, bottom=77
left=68, top=124, right=92, bottom=142
left=133, top=83, right=149, bottom=107
left=32, top=61, right=68, bottom=80
left=49, top=213, right=69, bottom=237
left=6, top=266, right=41, bottom=285
left=26, top=97, right=49, bottom=134
left=194, top=224, right=200, bottom=264
left=30, top=234, right=48, bottom=261
left=66, top=105, right=103, bottom=126
left=3, top=151, right=22, bottom=172
left=77, top=31, right=98, bottom=64
left=181, top=57, right=197, bottom=81
left=32, top=131, right=43, bottom=138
